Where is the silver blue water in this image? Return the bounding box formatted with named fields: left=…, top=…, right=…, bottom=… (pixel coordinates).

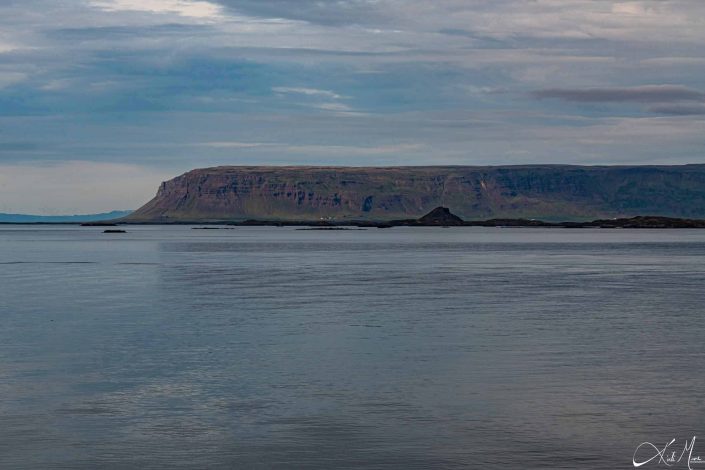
left=2, top=225, right=705, bottom=469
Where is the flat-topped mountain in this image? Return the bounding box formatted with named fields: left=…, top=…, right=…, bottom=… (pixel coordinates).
left=123, top=165, right=705, bottom=222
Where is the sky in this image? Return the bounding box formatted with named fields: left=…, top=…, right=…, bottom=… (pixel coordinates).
left=1, top=0, right=705, bottom=213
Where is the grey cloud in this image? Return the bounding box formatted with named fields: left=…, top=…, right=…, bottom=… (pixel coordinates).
left=533, top=85, right=705, bottom=103
left=213, top=0, right=389, bottom=26
left=47, top=24, right=214, bottom=41
left=648, top=104, right=705, bottom=116
left=0, top=142, right=39, bottom=152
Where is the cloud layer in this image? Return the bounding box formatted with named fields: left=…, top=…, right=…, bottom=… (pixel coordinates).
left=533, top=85, right=705, bottom=103
left=1, top=0, right=705, bottom=212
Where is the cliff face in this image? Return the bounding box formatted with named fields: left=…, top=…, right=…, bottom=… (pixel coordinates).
left=124, top=165, right=705, bottom=222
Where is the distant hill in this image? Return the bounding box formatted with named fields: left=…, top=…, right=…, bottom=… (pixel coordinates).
left=0, top=210, right=132, bottom=223
left=123, top=165, right=705, bottom=222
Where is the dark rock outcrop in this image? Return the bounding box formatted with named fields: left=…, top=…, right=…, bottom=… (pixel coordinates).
left=417, top=207, right=465, bottom=226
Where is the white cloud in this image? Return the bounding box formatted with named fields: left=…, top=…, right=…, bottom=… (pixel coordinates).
left=313, top=102, right=355, bottom=112
left=272, top=87, right=358, bottom=113
left=612, top=2, right=655, bottom=16
left=199, top=141, right=271, bottom=148
left=272, top=87, right=347, bottom=100
left=0, top=42, right=18, bottom=53
left=40, top=79, right=73, bottom=91
left=89, top=0, right=224, bottom=20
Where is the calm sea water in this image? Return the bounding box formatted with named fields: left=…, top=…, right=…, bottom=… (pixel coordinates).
left=1, top=225, right=705, bottom=469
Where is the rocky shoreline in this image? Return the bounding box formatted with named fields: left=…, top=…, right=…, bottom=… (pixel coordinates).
left=96, top=207, right=705, bottom=229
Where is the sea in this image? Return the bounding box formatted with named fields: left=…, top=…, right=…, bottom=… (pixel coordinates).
left=1, top=225, right=704, bottom=469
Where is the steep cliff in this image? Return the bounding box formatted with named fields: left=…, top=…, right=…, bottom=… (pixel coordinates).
left=124, top=165, right=705, bottom=222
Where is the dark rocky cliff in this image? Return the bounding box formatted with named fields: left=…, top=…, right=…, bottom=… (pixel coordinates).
left=124, top=165, right=705, bottom=222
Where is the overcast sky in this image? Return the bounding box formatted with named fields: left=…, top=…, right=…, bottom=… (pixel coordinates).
left=1, top=0, right=705, bottom=213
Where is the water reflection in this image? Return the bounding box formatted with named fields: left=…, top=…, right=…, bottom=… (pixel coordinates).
left=1, top=226, right=704, bottom=468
